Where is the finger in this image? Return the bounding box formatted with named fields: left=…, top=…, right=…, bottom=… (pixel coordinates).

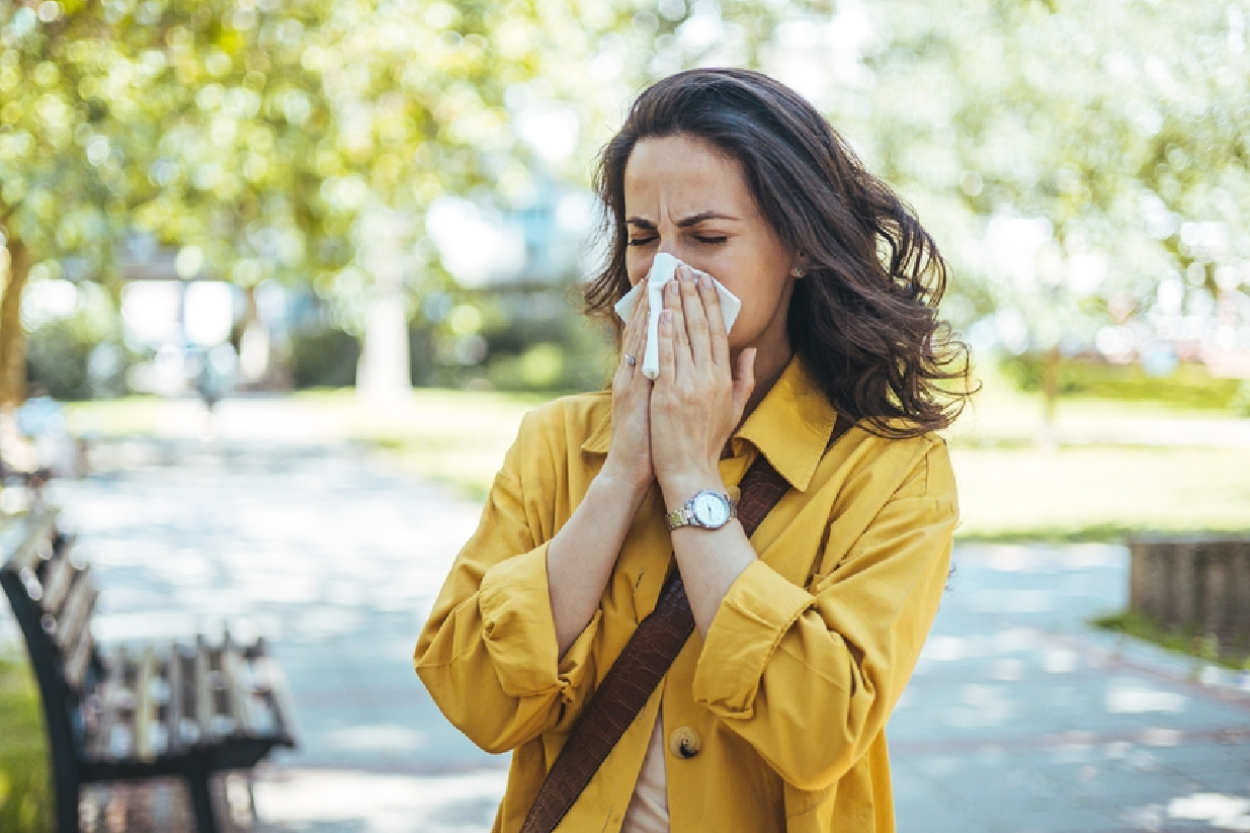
left=621, top=279, right=648, bottom=372
left=664, top=277, right=689, bottom=368
left=698, top=272, right=730, bottom=369
left=732, top=347, right=757, bottom=419
left=625, top=277, right=648, bottom=336
left=657, top=308, right=677, bottom=384
left=679, top=267, right=713, bottom=369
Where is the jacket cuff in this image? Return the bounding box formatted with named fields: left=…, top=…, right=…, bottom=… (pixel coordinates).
left=478, top=543, right=599, bottom=698
left=693, top=559, right=814, bottom=718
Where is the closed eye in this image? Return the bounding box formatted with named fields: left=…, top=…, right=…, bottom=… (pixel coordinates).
left=694, top=235, right=728, bottom=245
left=627, top=236, right=658, bottom=247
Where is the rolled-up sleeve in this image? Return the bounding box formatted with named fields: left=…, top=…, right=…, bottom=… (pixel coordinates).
left=415, top=414, right=600, bottom=754
left=692, top=559, right=814, bottom=718
left=693, top=441, right=957, bottom=791
left=477, top=543, right=601, bottom=698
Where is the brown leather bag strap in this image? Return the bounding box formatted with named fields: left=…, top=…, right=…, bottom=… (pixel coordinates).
left=519, top=415, right=852, bottom=833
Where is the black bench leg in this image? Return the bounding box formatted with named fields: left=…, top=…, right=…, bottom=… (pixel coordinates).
left=53, top=772, right=79, bottom=833
left=186, top=765, right=220, bottom=833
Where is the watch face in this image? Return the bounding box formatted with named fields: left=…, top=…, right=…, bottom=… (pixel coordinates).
left=692, top=492, right=730, bottom=527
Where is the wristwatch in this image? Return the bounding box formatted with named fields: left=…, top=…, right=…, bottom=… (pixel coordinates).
left=666, top=490, right=737, bottom=531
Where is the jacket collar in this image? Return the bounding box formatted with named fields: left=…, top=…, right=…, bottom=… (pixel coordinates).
left=581, top=357, right=840, bottom=493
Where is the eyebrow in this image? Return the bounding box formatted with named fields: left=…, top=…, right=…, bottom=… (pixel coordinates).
left=626, top=211, right=741, bottom=229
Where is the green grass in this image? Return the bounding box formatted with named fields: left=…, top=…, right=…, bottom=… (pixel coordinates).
left=1093, top=610, right=1250, bottom=671
left=0, top=655, right=52, bottom=833
left=64, top=394, right=169, bottom=437
left=63, top=367, right=1250, bottom=541
left=292, top=387, right=555, bottom=501
left=951, top=444, right=1250, bottom=541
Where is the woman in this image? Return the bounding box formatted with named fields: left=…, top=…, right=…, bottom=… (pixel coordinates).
left=415, top=68, right=971, bottom=833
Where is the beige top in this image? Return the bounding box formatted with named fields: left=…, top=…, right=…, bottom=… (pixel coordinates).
left=622, top=713, right=670, bottom=833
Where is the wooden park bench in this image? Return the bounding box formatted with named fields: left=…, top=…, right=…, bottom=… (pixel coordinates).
left=0, top=505, right=297, bottom=833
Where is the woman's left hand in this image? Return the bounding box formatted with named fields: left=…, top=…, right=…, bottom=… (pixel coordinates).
left=650, top=266, right=756, bottom=497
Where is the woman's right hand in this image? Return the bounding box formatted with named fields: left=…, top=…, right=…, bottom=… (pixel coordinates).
left=601, top=280, right=654, bottom=492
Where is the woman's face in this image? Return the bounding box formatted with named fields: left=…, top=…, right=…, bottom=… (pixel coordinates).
left=623, top=134, right=799, bottom=361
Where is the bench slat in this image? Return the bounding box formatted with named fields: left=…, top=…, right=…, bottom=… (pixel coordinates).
left=164, top=642, right=185, bottom=754
left=195, top=636, right=214, bottom=742
left=206, top=640, right=237, bottom=738
left=225, top=630, right=263, bottom=735
left=220, top=638, right=242, bottom=732
left=90, top=646, right=130, bottom=761
left=56, top=566, right=98, bottom=657
left=172, top=644, right=201, bottom=748
left=0, top=507, right=59, bottom=575
left=134, top=647, right=157, bottom=762
left=63, top=625, right=94, bottom=691
left=248, top=638, right=298, bottom=745
left=41, top=553, right=74, bottom=616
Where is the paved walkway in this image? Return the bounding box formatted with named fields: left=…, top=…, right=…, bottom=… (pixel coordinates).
left=12, top=406, right=1250, bottom=832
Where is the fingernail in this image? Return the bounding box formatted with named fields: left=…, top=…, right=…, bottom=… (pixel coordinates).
left=668, top=281, right=678, bottom=294
left=660, top=310, right=672, bottom=324
left=699, top=273, right=710, bottom=289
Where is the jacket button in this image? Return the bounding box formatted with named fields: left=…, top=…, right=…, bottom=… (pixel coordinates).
left=669, top=726, right=701, bottom=759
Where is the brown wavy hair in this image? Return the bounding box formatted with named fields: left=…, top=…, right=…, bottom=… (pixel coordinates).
left=585, top=68, right=972, bottom=437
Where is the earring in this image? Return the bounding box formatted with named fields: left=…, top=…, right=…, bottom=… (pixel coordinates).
left=791, top=266, right=806, bottom=278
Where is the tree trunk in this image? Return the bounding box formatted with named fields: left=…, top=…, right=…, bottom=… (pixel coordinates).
left=1043, top=345, right=1059, bottom=424
left=1038, top=344, right=1060, bottom=449
left=0, top=234, right=31, bottom=409
left=356, top=289, right=412, bottom=405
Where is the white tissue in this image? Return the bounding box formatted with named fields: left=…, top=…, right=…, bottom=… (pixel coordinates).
left=613, top=253, right=742, bottom=380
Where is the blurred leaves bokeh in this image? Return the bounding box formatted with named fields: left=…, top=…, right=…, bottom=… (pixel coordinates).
left=0, top=0, right=805, bottom=403
left=0, top=0, right=1247, bottom=406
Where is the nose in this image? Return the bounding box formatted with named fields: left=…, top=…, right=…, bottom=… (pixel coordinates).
left=659, top=231, right=694, bottom=266
left=638, top=242, right=677, bottom=281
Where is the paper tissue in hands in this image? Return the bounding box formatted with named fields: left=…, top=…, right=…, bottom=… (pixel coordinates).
left=612, top=253, right=741, bottom=380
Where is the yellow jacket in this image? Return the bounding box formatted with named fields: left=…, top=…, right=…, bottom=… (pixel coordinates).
left=415, top=358, right=958, bottom=833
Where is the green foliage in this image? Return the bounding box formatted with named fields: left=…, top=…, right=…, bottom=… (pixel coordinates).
left=289, top=325, right=359, bottom=389
left=847, top=0, right=1250, bottom=352
left=25, top=325, right=131, bottom=402
left=998, top=355, right=1244, bottom=411
left=21, top=280, right=130, bottom=400
left=1232, top=380, right=1250, bottom=418
left=485, top=338, right=611, bottom=394
left=480, top=292, right=614, bottom=393
left=0, top=654, right=52, bottom=833
left=0, top=0, right=799, bottom=400
left=25, top=319, right=92, bottom=401
left=5, top=0, right=1246, bottom=402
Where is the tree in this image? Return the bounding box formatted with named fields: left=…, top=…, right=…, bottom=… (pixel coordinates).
left=844, top=0, right=1250, bottom=422
left=0, top=0, right=144, bottom=407
left=3, top=0, right=809, bottom=407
